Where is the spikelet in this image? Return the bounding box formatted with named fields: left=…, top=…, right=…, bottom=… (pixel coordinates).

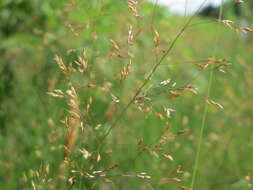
left=110, top=39, right=120, bottom=52
left=206, top=99, right=224, bottom=109
left=154, top=30, right=160, bottom=47
left=128, top=25, right=134, bottom=45
left=217, top=19, right=253, bottom=33
left=120, top=59, right=132, bottom=82
left=163, top=107, right=175, bottom=118
left=55, top=55, right=68, bottom=76
left=74, top=56, right=87, bottom=73
left=127, top=0, right=140, bottom=17
left=47, top=89, right=65, bottom=98
left=161, top=153, right=174, bottom=161
left=64, top=85, right=80, bottom=157
left=178, top=85, right=198, bottom=94
left=136, top=172, right=151, bottom=179
left=159, top=78, right=171, bottom=86
left=110, top=39, right=125, bottom=58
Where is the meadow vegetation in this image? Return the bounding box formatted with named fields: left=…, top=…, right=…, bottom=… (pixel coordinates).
left=0, top=0, right=253, bottom=189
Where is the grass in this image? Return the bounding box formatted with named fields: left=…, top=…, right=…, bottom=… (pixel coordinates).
left=0, top=0, right=253, bottom=189
left=191, top=1, right=224, bottom=188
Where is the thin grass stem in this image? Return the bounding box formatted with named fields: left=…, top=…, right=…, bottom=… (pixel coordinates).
left=191, top=0, right=224, bottom=188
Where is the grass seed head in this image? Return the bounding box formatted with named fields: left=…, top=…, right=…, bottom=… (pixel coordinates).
left=55, top=55, right=68, bottom=76
left=127, top=0, right=140, bottom=18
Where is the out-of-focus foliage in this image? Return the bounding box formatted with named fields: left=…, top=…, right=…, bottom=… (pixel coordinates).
left=0, top=0, right=59, bottom=36
left=0, top=0, right=253, bottom=189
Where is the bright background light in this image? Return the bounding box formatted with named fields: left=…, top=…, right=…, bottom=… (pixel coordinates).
left=149, top=0, right=225, bottom=15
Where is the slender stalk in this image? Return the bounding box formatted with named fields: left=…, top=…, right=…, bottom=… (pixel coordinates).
left=191, top=1, right=224, bottom=189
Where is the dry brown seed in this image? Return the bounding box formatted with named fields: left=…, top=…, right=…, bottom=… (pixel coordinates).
left=95, top=124, right=102, bottom=130
left=163, top=107, right=175, bottom=118
left=45, top=164, right=50, bottom=175
left=170, top=166, right=183, bottom=174
left=241, top=26, right=253, bottom=33
left=92, top=170, right=103, bottom=175
left=127, top=0, right=140, bottom=17
left=108, top=164, right=119, bottom=170
left=168, top=91, right=182, bottom=99
left=154, top=112, right=165, bottom=120
left=79, top=148, right=91, bottom=159
left=82, top=48, right=87, bottom=58
left=31, top=181, right=36, bottom=190
left=68, top=177, right=75, bottom=184
left=175, top=129, right=190, bottom=135
left=245, top=175, right=251, bottom=181
left=137, top=174, right=151, bottom=179
left=97, top=154, right=101, bottom=162
left=86, top=82, right=96, bottom=88
left=194, top=63, right=209, bottom=70
left=55, top=55, right=68, bottom=76
left=128, top=25, right=134, bottom=45
left=47, top=89, right=65, bottom=98
left=206, top=99, right=224, bottom=109
left=161, top=153, right=174, bottom=161
left=110, top=39, right=120, bottom=51
left=217, top=19, right=234, bottom=29
left=178, top=85, right=198, bottom=94
left=84, top=172, right=95, bottom=179
left=217, top=19, right=253, bottom=33
left=159, top=78, right=171, bottom=86
left=120, top=59, right=132, bottom=82
left=154, top=30, right=160, bottom=47
left=64, top=85, right=80, bottom=158
left=111, top=93, right=120, bottom=103
left=136, top=175, right=145, bottom=179
left=74, top=56, right=87, bottom=73
left=66, top=48, right=76, bottom=55
left=149, top=149, right=159, bottom=157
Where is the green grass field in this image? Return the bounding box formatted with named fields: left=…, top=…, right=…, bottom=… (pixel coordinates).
left=0, top=0, right=253, bottom=189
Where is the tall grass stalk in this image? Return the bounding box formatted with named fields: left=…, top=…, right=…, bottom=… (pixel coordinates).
left=191, top=0, right=224, bottom=188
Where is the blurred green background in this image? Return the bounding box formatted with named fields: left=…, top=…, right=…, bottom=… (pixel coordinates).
left=0, top=0, right=253, bottom=189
